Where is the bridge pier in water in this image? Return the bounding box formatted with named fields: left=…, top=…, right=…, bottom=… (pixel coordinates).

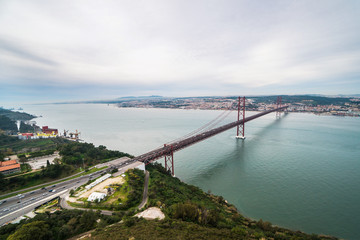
left=276, top=96, right=283, bottom=118
left=236, top=96, right=246, bottom=139
left=139, top=96, right=287, bottom=177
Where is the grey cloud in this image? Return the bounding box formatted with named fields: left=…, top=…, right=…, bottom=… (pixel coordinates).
left=0, top=39, right=57, bottom=66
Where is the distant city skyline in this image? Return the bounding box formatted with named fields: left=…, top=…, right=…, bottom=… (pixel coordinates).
left=1, top=0, right=360, bottom=104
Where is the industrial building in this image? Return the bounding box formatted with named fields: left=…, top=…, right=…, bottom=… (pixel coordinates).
left=41, top=126, right=58, bottom=135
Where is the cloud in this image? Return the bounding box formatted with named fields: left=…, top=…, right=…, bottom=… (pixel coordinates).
left=0, top=0, right=359, bottom=102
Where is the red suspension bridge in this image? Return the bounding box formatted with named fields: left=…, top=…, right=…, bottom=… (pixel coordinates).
left=133, top=96, right=287, bottom=176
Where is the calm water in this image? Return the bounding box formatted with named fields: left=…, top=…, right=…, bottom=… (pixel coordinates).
left=22, top=104, right=360, bottom=239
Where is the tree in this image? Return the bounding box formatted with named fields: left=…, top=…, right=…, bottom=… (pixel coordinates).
left=7, top=221, right=52, bottom=240
left=0, top=151, right=4, bottom=162
left=46, top=160, right=50, bottom=167
left=79, top=211, right=97, bottom=230
left=18, top=155, right=27, bottom=165
left=98, top=145, right=107, bottom=150
left=53, top=157, right=61, bottom=164
left=0, top=173, right=5, bottom=186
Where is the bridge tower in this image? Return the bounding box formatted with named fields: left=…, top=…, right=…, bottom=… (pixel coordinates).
left=164, top=144, right=175, bottom=176
left=276, top=96, right=282, bottom=118
left=236, top=96, right=246, bottom=139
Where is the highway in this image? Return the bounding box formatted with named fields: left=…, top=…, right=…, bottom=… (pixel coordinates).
left=0, top=157, right=137, bottom=226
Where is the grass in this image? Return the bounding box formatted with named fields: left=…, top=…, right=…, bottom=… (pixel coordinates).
left=106, top=186, right=127, bottom=204
left=69, top=174, right=127, bottom=210
left=35, top=199, right=59, bottom=214
left=89, top=218, right=244, bottom=240
left=81, top=166, right=107, bottom=176
left=67, top=169, right=144, bottom=212
left=0, top=138, right=68, bottom=153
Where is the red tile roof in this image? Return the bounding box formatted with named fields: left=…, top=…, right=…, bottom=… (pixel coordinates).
left=0, top=160, right=18, bottom=166
left=0, top=163, right=20, bottom=172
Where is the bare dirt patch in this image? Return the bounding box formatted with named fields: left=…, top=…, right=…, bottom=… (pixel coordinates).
left=135, top=207, right=165, bottom=220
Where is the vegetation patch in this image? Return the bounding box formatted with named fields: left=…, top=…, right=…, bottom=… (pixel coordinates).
left=1, top=140, right=132, bottom=195
left=35, top=198, right=60, bottom=214
left=58, top=142, right=133, bottom=167
left=0, top=163, right=77, bottom=193
left=0, top=163, right=338, bottom=240
left=68, top=169, right=145, bottom=211
left=0, top=209, right=122, bottom=240
left=0, top=135, right=68, bottom=153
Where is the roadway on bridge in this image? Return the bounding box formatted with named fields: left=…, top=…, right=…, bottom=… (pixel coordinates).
left=0, top=105, right=287, bottom=225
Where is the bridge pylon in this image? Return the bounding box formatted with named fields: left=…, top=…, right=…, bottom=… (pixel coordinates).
left=164, top=144, right=175, bottom=176
left=236, top=96, right=246, bottom=139
left=276, top=96, right=282, bottom=118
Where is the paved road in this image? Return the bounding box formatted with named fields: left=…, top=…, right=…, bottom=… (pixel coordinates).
left=0, top=157, right=137, bottom=226
left=0, top=172, right=100, bottom=226
left=0, top=170, right=86, bottom=199
left=59, top=194, right=113, bottom=216
left=138, top=171, right=149, bottom=210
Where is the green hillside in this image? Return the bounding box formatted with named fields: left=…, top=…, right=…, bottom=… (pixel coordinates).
left=87, top=163, right=337, bottom=240
left=0, top=108, right=35, bottom=121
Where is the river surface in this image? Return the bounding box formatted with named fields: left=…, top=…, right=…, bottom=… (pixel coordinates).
left=22, top=104, right=360, bottom=239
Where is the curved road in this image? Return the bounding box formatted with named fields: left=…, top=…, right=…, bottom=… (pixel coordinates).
left=0, top=157, right=135, bottom=226
left=138, top=170, right=149, bottom=210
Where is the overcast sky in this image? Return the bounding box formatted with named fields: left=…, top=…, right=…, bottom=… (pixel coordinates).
left=1, top=0, right=359, bottom=104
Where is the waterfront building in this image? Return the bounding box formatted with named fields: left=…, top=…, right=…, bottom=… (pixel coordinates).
left=42, top=126, right=58, bottom=135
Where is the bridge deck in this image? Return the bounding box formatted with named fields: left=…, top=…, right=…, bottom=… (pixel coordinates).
left=133, top=106, right=288, bottom=164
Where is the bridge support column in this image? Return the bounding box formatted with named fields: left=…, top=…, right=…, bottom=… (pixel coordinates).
left=276, top=96, right=282, bottom=118
left=236, top=96, right=246, bottom=139
left=164, top=144, right=175, bottom=177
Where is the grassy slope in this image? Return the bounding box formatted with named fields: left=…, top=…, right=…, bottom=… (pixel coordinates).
left=0, top=135, right=68, bottom=152
left=88, top=163, right=337, bottom=240
left=90, top=219, right=252, bottom=240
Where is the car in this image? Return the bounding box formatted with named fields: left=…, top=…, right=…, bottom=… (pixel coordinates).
left=76, top=181, right=80, bottom=183
left=30, top=198, right=35, bottom=200
left=41, top=187, right=46, bottom=190
left=51, top=185, right=56, bottom=187
left=49, top=190, right=53, bottom=192
left=0, top=200, right=6, bottom=205
left=30, top=191, right=35, bottom=194
left=17, top=200, right=21, bottom=203
left=42, top=193, right=47, bottom=196
left=3, top=208, right=9, bottom=212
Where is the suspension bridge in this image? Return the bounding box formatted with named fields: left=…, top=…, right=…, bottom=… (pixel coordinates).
left=134, top=96, right=288, bottom=176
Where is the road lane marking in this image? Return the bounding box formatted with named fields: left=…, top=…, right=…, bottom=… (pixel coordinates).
left=0, top=189, right=68, bottom=221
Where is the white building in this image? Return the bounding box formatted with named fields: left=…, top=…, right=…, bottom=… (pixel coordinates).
left=87, top=192, right=107, bottom=202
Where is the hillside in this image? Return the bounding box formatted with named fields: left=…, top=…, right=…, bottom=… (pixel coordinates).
left=0, top=162, right=338, bottom=240
left=85, top=163, right=337, bottom=240
left=0, top=108, right=35, bottom=121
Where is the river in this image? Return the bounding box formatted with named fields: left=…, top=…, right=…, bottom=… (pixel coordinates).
left=22, top=104, right=360, bottom=239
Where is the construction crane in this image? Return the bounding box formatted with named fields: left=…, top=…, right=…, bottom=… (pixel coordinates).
left=69, top=130, right=81, bottom=140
